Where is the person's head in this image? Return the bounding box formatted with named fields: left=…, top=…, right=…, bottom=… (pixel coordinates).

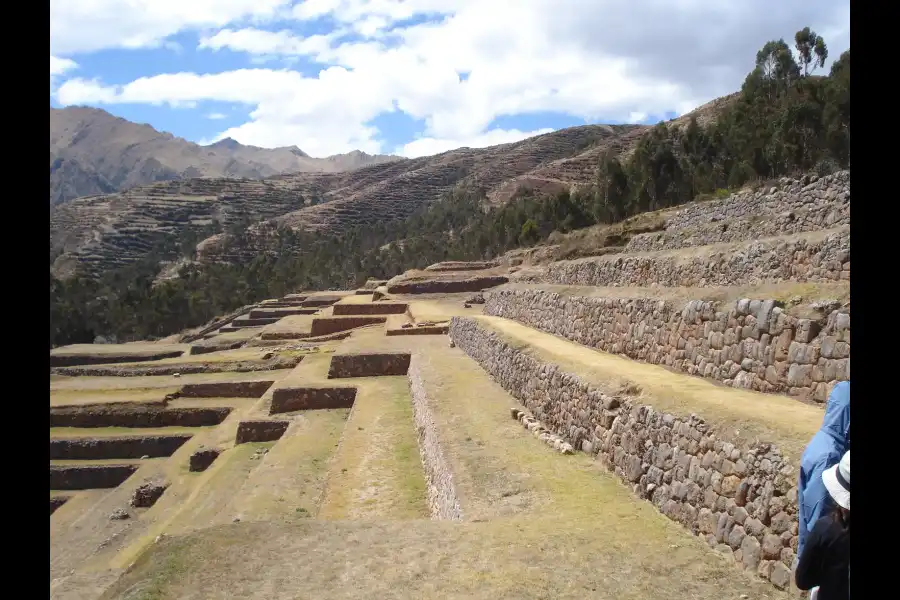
left=823, top=450, right=850, bottom=525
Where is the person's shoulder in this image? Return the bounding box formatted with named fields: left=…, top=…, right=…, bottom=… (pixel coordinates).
left=810, top=514, right=847, bottom=542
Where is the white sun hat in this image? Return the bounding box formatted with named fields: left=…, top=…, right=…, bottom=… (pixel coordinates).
left=822, top=450, right=850, bottom=511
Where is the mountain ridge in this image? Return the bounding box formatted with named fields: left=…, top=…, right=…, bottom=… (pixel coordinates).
left=49, top=105, right=403, bottom=205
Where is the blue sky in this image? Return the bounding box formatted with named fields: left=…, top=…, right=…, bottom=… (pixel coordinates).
left=50, top=0, right=850, bottom=158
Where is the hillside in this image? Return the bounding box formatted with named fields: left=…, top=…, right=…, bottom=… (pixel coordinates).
left=50, top=123, right=653, bottom=278
left=49, top=106, right=402, bottom=205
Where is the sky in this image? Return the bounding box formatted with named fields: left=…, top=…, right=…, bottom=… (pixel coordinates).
left=49, top=0, right=850, bottom=159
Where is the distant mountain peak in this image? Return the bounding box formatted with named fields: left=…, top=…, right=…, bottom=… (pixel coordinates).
left=209, top=137, right=242, bottom=150
left=289, top=146, right=309, bottom=158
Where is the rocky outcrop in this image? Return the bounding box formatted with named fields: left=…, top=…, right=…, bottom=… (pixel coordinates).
left=486, top=290, right=849, bottom=402
left=449, top=317, right=798, bottom=590
left=408, top=354, right=463, bottom=520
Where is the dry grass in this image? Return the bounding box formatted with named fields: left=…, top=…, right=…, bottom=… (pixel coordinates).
left=476, top=316, right=821, bottom=460
left=317, top=377, right=428, bottom=520
left=50, top=426, right=212, bottom=438
left=51, top=343, right=188, bottom=357
left=226, top=410, right=349, bottom=522
left=50, top=387, right=177, bottom=407
left=50, top=369, right=293, bottom=393
left=102, top=336, right=787, bottom=600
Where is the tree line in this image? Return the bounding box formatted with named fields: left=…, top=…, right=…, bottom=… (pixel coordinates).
left=50, top=29, right=849, bottom=348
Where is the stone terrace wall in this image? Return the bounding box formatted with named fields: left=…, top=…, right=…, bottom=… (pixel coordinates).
left=328, top=353, right=411, bottom=378
left=449, top=317, right=798, bottom=590
left=408, top=355, right=463, bottom=520
left=522, top=228, right=848, bottom=288
left=486, top=289, right=849, bottom=402
left=332, top=303, right=409, bottom=315
left=49, top=435, right=192, bottom=460
left=626, top=172, right=850, bottom=253
left=665, top=171, right=850, bottom=232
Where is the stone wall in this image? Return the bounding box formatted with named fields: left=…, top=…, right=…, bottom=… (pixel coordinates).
left=327, top=352, right=411, bottom=378
left=50, top=358, right=299, bottom=378
left=49, top=435, right=192, bottom=460
left=49, top=350, right=184, bottom=367
left=235, top=420, right=289, bottom=444
left=310, top=316, right=387, bottom=336
left=520, top=229, right=848, bottom=288
left=50, top=464, right=139, bottom=490
left=625, top=201, right=849, bottom=254
left=332, top=303, right=409, bottom=315
left=449, top=317, right=798, bottom=590
left=665, top=171, right=850, bottom=232
left=178, top=380, right=275, bottom=398
left=270, top=386, right=357, bottom=413
left=386, top=275, right=509, bottom=294
left=49, top=406, right=232, bottom=428
left=486, top=289, right=849, bottom=402
left=408, top=354, right=463, bottom=520
left=386, top=325, right=450, bottom=336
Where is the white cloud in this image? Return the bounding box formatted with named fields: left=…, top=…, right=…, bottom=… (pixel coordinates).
left=51, top=0, right=851, bottom=157
left=50, top=0, right=293, bottom=55
left=399, top=128, right=555, bottom=158
left=50, top=55, right=78, bottom=76
left=206, top=112, right=227, bottom=120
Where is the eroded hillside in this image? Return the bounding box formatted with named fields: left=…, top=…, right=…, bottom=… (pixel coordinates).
left=51, top=124, right=648, bottom=278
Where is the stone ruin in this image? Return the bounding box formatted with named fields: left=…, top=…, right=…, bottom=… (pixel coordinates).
left=50, top=171, right=850, bottom=598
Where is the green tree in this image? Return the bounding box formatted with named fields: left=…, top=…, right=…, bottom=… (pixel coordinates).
left=795, top=27, right=828, bottom=76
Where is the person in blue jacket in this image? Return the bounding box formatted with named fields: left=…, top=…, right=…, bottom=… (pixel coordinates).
left=797, top=381, right=850, bottom=561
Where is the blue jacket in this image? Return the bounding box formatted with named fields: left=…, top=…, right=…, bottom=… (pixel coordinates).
left=797, top=381, right=850, bottom=559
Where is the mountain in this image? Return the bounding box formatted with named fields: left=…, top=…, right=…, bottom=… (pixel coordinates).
left=49, top=106, right=402, bottom=205
left=49, top=96, right=736, bottom=279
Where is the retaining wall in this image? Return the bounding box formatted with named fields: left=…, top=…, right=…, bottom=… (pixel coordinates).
left=50, top=495, right=70, bottom=515
left=310, top=316, right=386, bottom=336
left=486, top=289, right=849, bottom=402
left=449, top=317, right=798, bottom=590
left=387, top=275, right=509, bottom=294
left=51, top=359, right=297, bottom=377
left=332, top=303, right=409, bottom=315
left=49, top=406, right=232, bottom=428
left=521, top=229, right=849, bottom=288
left=178, top=380, right=275, bottom=398
left=49, top=435, right=192, bottom=460
left=667, top=171, right=850, bottom=232
left=249, top=308, right=317, bottom=318
left=407, top=354, right=463, bottom=520
left=49, top=350, right=184, bottom=367
left=270, top=387, right=357, bottom=413
left=189, top=447, right=221, bottom=472
left=50, top=464, right=139, bottom=490
left=626, top=172, right=850, bottom=253
left=235, top=420, right=290, bottom=444
left=327, top=353, right=411, bottom=378
left=386, top=325, right=449, bottom=336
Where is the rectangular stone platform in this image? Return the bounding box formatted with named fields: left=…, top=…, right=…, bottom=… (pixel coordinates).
left=270, top=387, right=358, bottom=414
